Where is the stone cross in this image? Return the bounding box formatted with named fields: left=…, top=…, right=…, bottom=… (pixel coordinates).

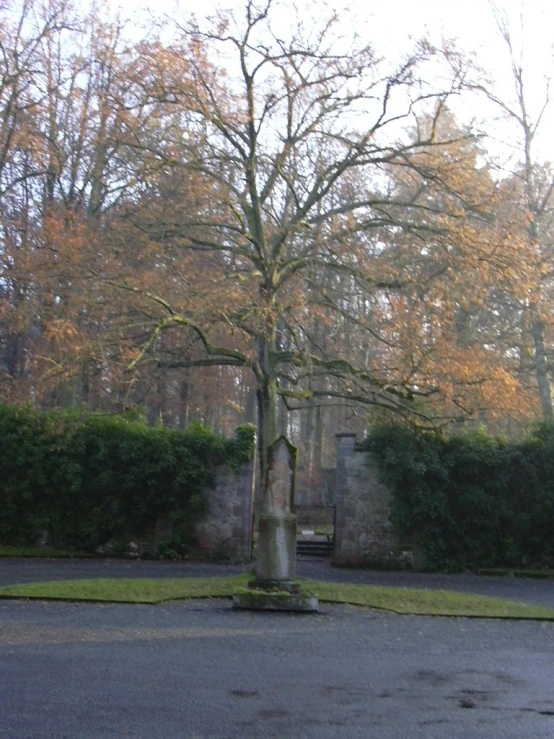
left=234, top=434, right=318, bottom=610
left=266, top=435, right=296, bottom=514
left=253, top=435, right=298, bottom=589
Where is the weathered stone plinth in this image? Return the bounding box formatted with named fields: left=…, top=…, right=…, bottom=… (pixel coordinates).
left=239, top=437, right=319, bottom=611
left=248, top=578, right=299, bottom=593
left=255, top=513, right=297, bottom=583
left=233, top=589, right=319, bottom=612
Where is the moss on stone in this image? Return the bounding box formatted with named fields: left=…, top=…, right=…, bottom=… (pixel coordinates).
left=232, top=588, right=319, bottom=612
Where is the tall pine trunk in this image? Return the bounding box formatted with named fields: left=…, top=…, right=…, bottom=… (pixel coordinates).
left=530, top=307, right=552, bottom=419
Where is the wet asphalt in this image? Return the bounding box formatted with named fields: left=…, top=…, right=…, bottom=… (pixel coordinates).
left=1, top=558, right=554, bottom=738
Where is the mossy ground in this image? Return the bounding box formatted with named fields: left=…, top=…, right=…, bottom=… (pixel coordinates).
left=232, top=587, right=318, bottom=611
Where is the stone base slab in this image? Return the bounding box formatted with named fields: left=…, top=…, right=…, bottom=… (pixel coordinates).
left=232, top=589, right=319, bottom=612
left=247, top=579, right=300, bottom=593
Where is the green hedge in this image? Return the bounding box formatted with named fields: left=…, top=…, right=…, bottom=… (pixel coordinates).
left=0, top=405, right=255, bottom=554
left=364, top=423, right=554, bottom=571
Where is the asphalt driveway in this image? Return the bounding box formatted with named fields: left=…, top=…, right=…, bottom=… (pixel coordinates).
left=2, top=597, right=554, bottom=738
left=1, top=558, right=554, bottom=738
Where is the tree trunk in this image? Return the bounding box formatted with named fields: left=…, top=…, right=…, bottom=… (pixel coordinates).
left=256, top=372, right=278, bottom=510
left=256, top=327, right=279, bottom=510
left=530, top=308, right=552, bottom=418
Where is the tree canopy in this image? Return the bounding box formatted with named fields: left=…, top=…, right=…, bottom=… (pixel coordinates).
left=1, top=0, right=552, bottom=490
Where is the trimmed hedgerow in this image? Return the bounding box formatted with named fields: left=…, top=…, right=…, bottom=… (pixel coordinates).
left=0, top=405, right=255, bottom=553
left=363, top=422, right=554, bottom=572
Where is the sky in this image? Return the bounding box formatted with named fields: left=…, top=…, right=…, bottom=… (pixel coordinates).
left=136, top=0, right=553, bottom=66
left=355, top=0, right=554, bottom=163
left=123, top=0, right=554, bottom=162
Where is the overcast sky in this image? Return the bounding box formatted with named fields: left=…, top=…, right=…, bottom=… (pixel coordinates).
left=123, top=0, right=554, bottom=161
left=138, top=0, right=553, bottom=61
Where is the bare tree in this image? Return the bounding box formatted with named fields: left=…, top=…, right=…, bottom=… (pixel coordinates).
left=111, top=0, right=503, bottom=494
left=475, top=2, right=554, bottom=419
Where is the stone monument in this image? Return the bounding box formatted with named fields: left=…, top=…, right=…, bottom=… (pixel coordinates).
left=233, top=436, right=318, bottom=612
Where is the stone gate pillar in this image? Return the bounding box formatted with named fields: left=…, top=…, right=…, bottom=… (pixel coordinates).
left=333, top=432, right=405, bottom=568
left=333, top=432, right=357, bottom=562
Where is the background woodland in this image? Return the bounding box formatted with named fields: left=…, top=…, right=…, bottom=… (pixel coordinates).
left=2, top=0, right=554, bottom=498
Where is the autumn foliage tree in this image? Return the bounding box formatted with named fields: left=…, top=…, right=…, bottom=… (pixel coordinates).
left=105, top=0, right=531, bottom=489
left=472, top=6, right=554, bottom=421
left=0, top=0, right=547, bottom=497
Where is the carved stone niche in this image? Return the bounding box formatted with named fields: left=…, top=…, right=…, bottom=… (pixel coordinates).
left=265, top=435, right=297, bottom=515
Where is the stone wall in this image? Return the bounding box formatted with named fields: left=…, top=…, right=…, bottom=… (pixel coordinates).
left=192, top=459, right=255, bottom=561
left=60, top=458, right=255, bottom=562
left=333, top=432, right=408, bottom=568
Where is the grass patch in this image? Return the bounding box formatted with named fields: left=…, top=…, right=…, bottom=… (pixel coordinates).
left=0, top=576, right=553, bottom=619
left=0, top=575, right=251, bottom=604
left=299, top=580, right=554, bottom=619
left=476, top=568, right=554, bottom=579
